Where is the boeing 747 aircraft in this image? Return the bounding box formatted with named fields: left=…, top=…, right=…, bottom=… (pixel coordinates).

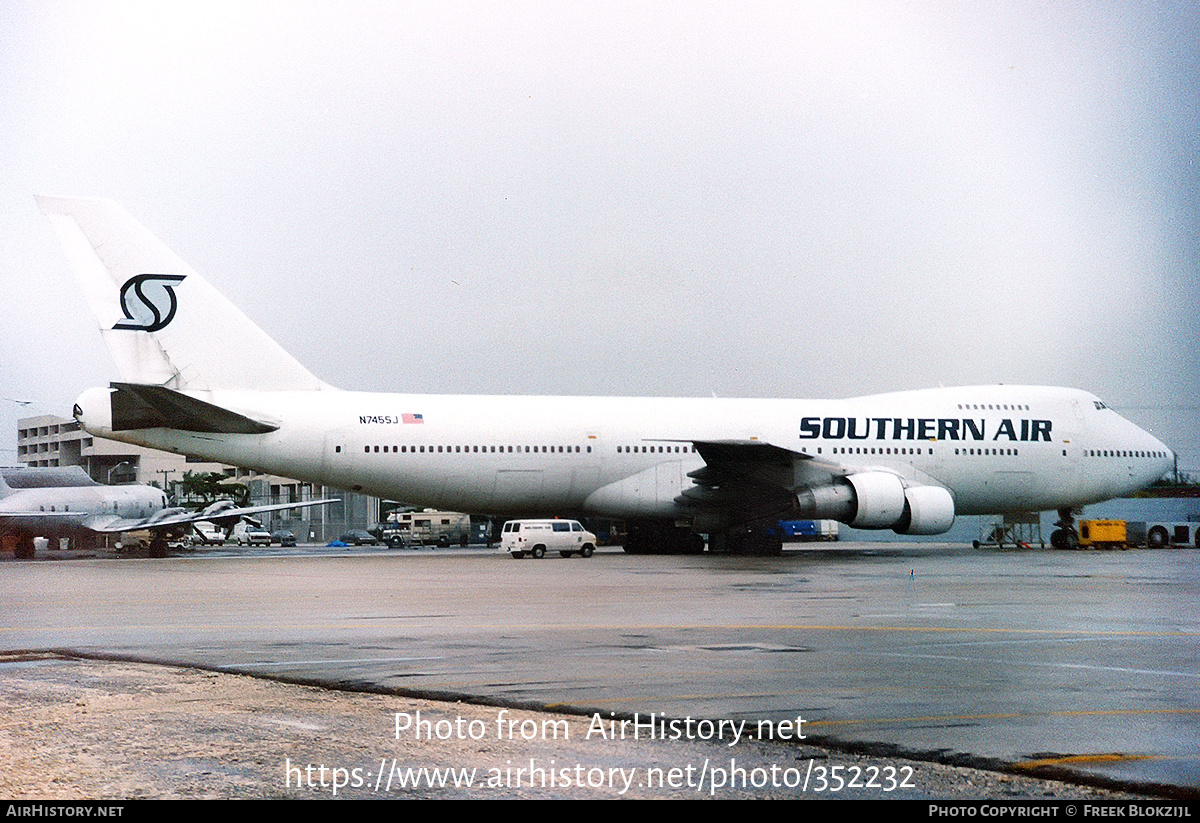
left=36, top=197, right=1173, bottom=554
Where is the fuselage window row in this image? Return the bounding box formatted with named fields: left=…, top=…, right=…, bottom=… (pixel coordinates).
left=1086, top=450, right=1164, bottom=458
left=355, top=445, right=1166, bottom=459
left=357, top=444, right=708, bottom=455
left=362, top=445, right=593, bottom=454
left=827, top=447, right=925, bottom=455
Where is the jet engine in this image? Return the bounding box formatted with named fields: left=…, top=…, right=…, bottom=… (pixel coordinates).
left=795, top=471, right=955, bottom=535
left=892, top=484, right=956, bottom=535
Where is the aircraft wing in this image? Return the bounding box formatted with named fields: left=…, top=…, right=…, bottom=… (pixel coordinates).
left=674, top=437, right=957, bottom=536
left=0, top=511, right=94, bottom=530
left=77, top=499, right=334, bottom=534
left=675, top=439, right=840, bottom=518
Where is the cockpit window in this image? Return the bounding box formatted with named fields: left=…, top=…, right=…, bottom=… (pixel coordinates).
left=1094, top=400, right=1109, bottom=410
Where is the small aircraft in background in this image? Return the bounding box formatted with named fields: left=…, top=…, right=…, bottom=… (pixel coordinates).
left=0, top=466, right=328, bottom=558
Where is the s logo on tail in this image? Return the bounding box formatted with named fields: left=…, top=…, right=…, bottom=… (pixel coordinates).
left=113, top=273, right=186, bottom=332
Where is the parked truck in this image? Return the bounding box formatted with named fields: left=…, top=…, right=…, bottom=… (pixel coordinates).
left=1127, top=519, right=1200, bottom=549
left=779, top=520, right=840, bottom=542
left=1076, top=520, right=1128, bottom=550
left=1074, top=518, right=1199, bottom=549
left=382, top=509, right=472, bottom=548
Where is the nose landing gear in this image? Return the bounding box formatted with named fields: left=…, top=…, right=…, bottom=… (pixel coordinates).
left=1049, top=507, right=1080, bottom=550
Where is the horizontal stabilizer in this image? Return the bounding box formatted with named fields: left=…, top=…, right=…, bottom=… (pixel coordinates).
left=110, top=382, right=278, bottom=434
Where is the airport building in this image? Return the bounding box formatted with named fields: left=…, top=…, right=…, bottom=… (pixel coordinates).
left=14, top=414, right=380, bottom=541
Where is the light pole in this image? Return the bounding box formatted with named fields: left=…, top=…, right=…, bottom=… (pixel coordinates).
left=158, top=469, right=176, bottom=501
left=106, top=461, right=131, bottom=484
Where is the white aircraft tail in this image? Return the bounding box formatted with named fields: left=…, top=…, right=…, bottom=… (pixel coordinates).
left=0, top=466, right=100, bottom=499
left=36, top=196, right=328, bottom=392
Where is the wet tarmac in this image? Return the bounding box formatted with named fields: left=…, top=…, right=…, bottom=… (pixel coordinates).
left=2, top=542, right=1197, bottom=796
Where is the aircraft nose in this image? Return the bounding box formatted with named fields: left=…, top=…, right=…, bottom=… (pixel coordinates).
left=1147, top=432, right=1174, bottom=478
left=1116, top=414, right=1174, bottom=486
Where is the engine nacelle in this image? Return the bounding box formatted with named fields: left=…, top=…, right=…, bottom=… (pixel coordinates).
left=796, top=472, right=955, bottom=535
left=843, top=472, right=907, bottom=528
left=795, top=471, right=904, bottom=527
left=893, top=484, right=956, bottom=535
left=202, top=499, right=240, bottom=517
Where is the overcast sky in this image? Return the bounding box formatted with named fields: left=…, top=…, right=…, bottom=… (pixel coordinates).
left=2, top=1, right=1196, bottom=471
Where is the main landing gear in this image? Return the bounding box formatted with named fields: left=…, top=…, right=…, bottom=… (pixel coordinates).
left=13, top=535, right=36, bottom=560
left=620, top=521, right=785, bottom=556
left=1049, top=507, right=1080, bottom=550
left=621, top=522, right=705, bottom=555
left=708, top=525, right=783, bottom=557
left=148, top=534, right=169, bottom=558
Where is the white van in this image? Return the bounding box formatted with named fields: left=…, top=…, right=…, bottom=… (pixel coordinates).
left=232, top=521, right=271, bottom=546
left=190, top=521, right=225, bottom=545
left=500, top=520, right=597, bottom=559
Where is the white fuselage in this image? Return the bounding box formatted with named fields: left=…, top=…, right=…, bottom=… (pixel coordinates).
left=0, top=484, right=167, bottom=537
left=74, top=384, right=1173, bottom=525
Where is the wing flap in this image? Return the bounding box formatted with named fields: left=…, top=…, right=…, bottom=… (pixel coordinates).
left=676, top=439, right=828, bottom=519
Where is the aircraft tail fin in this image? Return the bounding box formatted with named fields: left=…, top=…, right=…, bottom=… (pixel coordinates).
left=0, top=466, right=100, bottom=498
left=36, top=196, right=329, bottom=392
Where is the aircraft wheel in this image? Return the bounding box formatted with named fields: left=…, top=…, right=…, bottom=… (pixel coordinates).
left=754, top=532, right=783, bottom=557
left=15, top=536, right=35, bottom=560
left=532, top=545, right=545, bottom=559
left=148, top=536, right=168, bottom=558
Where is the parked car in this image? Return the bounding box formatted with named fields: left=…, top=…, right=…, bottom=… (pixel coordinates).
left=270, top=530, right=297, bottom=547
left=338, top=530, right=379, bottom=546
